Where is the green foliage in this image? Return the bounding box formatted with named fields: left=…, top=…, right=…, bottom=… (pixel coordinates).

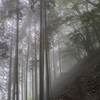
left=50, top=0, right=100, bottom=61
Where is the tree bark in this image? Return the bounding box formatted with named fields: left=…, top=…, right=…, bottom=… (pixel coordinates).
left=52, top=37, right=56, bottom=79
left=8, top=26, right=13, bottom=100
left=44, top=0, right=50, bottom=99
left=58, top=33, right=62, bottom=73
left=31, top=37, right=34, bottom=100
left=34, top=19, right=38, bottom=100
left=14, top=0, right=19, bottom=99
left=25, top=32, right=30, bottom=100
left=21, top=52, right=24, bottom=100
left=40, top=0, right=44, bottom=100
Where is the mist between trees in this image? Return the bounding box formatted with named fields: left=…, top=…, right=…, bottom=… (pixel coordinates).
left=0, top=0, right=100, bottom=100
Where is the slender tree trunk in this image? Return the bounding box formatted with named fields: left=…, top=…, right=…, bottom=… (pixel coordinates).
left=58, top=33, right=62, bottom=74
left=23, top=55, right=26, bottom=100
left=34, top=20, right=38, bottom=100
left=29, top=70, right=32, bottom=99
left=12, top=65, right=15, bottom=100
left=48, top=48, right=52, bottom=99
left=8, top=28, right=13, bottom=100
left=31, top=37, right=34, bottom=100
left=40, top=0, right=44, bottom=99
left=14, top=0, right=19, bottom=99
left=19, top=63, right=21, bottom=100
left=52, top=37, right=56, bottom=79
left=25, top=33, right=30, bottom=100
left=44, top=0, right=50, bottom=99
left=21, top=52, right=24, bottom=100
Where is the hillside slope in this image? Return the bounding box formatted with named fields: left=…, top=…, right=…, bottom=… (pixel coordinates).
left=51, top=50, right=100, bottom=100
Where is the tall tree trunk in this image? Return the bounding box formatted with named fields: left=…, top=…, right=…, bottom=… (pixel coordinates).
left=8, top=27, right=13, bottom=100
left=58, top=33, right=62, bottom=73
left=25, top=33, right=30, bottom=100
left=14, top=0, right=19, bottom=99
left=29, top=70, right=32, bottom=100
left=40, top=0, right=44, bottom=100
left=52, top=37, right=56, bottom=79
left=23, top=55, right=26, bottom=100
left=21, top=52, right=24, bottom=100
left=19, top=63, right=21, bottom=100
left=31, top=37, right=34, bottom=100
left=34, top=20, right=38, bottom=100
left=44, top=0, right=50, bottom=99
left=49, top=48, right=52, bottom=99
left=12, top=65, right=15, bottom=100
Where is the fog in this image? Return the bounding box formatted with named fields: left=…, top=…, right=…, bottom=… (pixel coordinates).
left=0, top=0, right=100, bottom=100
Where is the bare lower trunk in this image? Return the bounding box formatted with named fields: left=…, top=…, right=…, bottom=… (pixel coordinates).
left=49, top=49, right=52, bottom=98
left=31, top=36, right=34, bottom=100
left=12, top=65, right=15, bottom=100
left=21, top=53, right=24, bottom=100
left=35, top=22, right=38, bottom=100
left=52, top=37, right=56, bottom=79
left=8, top=32, right=13, bottom=100
left=58, top=33, right=62, bottom=73
left=25, top=33, right=30, bottom=100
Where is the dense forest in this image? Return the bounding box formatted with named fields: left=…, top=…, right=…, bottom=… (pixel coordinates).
left=0, top=0, right=100, bottom=100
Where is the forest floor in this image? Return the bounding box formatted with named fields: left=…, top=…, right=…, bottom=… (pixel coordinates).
left=51, top=49, right=100, bottom=100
